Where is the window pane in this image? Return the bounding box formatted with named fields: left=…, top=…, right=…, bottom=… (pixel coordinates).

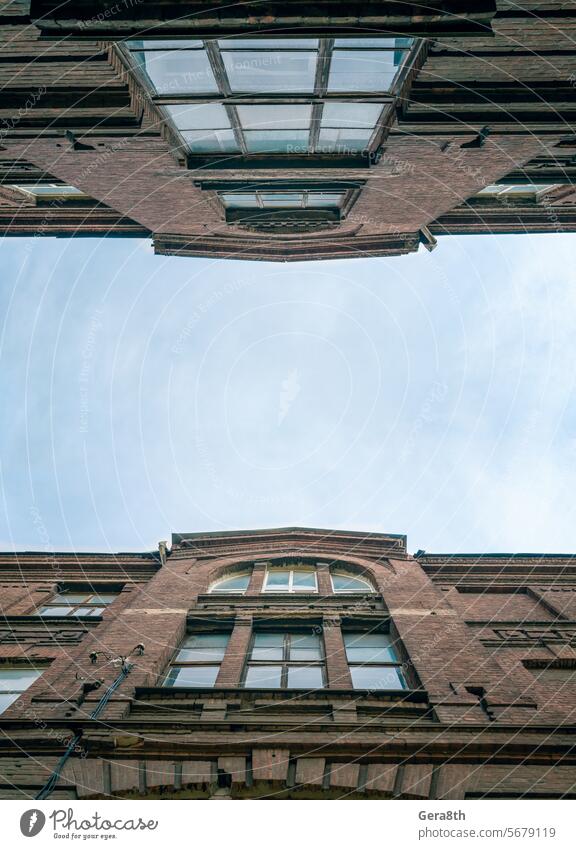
left=291, top=571, right=316, bottom=589
left=289, top=634, right=321, bottom=660
left=321, top=102, right=383, bottom=129
left=0, top=668, right=41, bottom=691
left=344, top=632, right=397, bottom=662
left=167, top=666, right=220, bottom=687
left=220, top=193, right=259, bottom=208
left=176, top=647, right=227, bottom=661
left=252, top=633, right=284, bottom=660
left=244, top=130, right=309, bottom=153
left=260, top=193, right=304, bottom=208
left=317, top=127, right=374, bottom=152
left=223, top=51, right=317, bottom=93
left=219, top=39, right=319, bottom=49
left=211, top=573, right=250, bottom=591
left=0, top=692, right=18, bottom=714
left=287, top=666, right=323, bottom=689
left=265, top=570, right=291, bottom=589
left=165, top=103, right=231, bottom=131
left=75, top=607, right=103, bottom=616
left=328, top=50, right=401, bottom=92
left=127, top=40, right=204, bottom=50
left=181, top=129, right=239, bottom=153
left=182, top=634, right=230, bottom=648
left=39, top=606, right=70, bottom=616
left=51, top=593, right=90, bottom=603
left=334, top=38, right=412, bottom=48
left=244, top=665, right=282, bottom=688
left=307, top=193, right=344, bottom=208
left=332, top=573, right=372, bottom=592
left=90, top=594, right=118, bottom=605
left=135, top=49, right=219, bottom=94
left=236, top=104, right=312, bottom=130
left=350, top=665, right=405, bottom=690
left=253, top=633, right=285, bottom=647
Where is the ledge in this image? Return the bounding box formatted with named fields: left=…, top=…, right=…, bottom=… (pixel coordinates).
left=134, top=686, right=429, bottom=704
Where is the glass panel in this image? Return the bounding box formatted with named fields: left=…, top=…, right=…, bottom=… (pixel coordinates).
left=75, top=607, right=103, bottom=616
left=260, top=193, right=304, bottom=208
left=16, top=185, right=85, bottom=196
left=236, top=104, right=312, bottom=130
left=0, top=668, right=41, bottom=691
left=165, top=103, right=231, bottom=131
left=89, top=594, right=118, bottom=605
left=211, top=573, right=251, bottom=591
left=223, top=51, right=317, bottom=93
left=328, top=50, right=402, bottom=92
left=244, top=665, right=283, bottom=688
left=332, top=572, right=373, bottom=592
left=307, top=193, right=344, bottom=208
left=167, top=666, right=220, bottom=687
left=176, top=632, right=229, bottom=661
left=350, top=665, right=406, bottom=690
left=317, top=127, right=374, bottom=152
left=321, top=102, right=383, bottom=128
left=219, top=40, right=319, bottom=49
left=291, top=570, right=316, bottom=589
left=344, top=633, right=397, bottom=662
left=252, top=632, right=285, bottom=660
left=38, top=606, right=71, bottom=617
left=0, top=692, right=19, bottom=713
left=127, top=40, right=204, bottom=50
left=51, top=593, right=90, bottom=603
left=220, top=193, right=259, bottom=208
left=287, top=666, right=323, bottom=689
left=265, top=570, right=291, bottom=589
left=135, top=49, right=219, bottom=94
left=181, top=129, right=239, bottom=153
left=253, top=633, right=285, bottom=647
left=289, top=634, right=321, bottom=660
left=334, top=37, right=413, bottom=48
left=244, top=130, right=309, bottom=153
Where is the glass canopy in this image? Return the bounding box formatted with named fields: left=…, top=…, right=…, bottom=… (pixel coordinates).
left=126, top=37, right=414, bottom=156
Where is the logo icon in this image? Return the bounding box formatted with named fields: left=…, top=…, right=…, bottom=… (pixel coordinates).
left=20, top=810, right=46, bottom=837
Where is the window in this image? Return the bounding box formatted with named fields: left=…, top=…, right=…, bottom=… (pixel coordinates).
left=344, top=632, right=406, bottom=690
left=0, top=665, right=43, bottom=714
left=37, top=591, right=118, bottom=617
left=125, top=37, right=415, bottom=157
left=220, top=190, right=346, bottom=211
left=209, top=573, right=251, bottom=594
left=331, top=571, right=374, bottom=593
left=477, top=184, right=558, bottom=197
left=263, top=564, right=317, bottom=593
left=9, top=184, right=87, bottom=198
left=244, top=631, right=325, bottom=689
left=164, top=632, right=230, bottom=687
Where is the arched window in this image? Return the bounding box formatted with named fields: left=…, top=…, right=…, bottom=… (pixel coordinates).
left=209, top=572, right=251, bottom=594
left=330, top=571, right=374, bottom=593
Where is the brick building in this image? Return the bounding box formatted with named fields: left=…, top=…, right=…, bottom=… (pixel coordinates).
left=1, top=1, right=575, bottom=260
left=0, top=526, right=575, bottom=800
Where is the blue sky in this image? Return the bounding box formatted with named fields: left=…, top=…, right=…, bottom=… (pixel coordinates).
left=1, top=232, right=575, bottom=554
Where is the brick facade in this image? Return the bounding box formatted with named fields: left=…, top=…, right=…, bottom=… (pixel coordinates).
left=0, top=1, right=575, bottom=260
left=0, top=527, right=574, bottom=799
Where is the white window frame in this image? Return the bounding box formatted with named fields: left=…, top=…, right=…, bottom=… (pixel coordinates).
left=0, top=665, right=44, bottom=715
left=263, top=565, right=318, bottom=593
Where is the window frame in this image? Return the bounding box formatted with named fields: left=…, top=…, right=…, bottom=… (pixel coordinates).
left=263, top=564, right=318, bottom=594
left=242, top=629, right=326, bottom=689
left=163, top=631, right=232, bottom=688
left=37, top=589, right=119, bottom=618
left=120, top=37, right=419, bottom=165
left=0, top=663, right=45, bottom=715
left=343, top=629, right=407, bottom=691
